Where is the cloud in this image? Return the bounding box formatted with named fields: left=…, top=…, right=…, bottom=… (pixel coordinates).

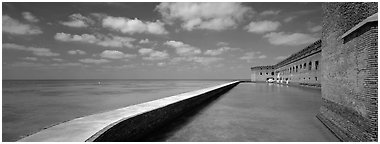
left=258, top=55, right=267, bottom=59
left=22, top=12, right=39, bottom=22
left=170, top=56, right=223, bottom=65
left=8, top=62, right=44, bottom=68
left=101, top=64, right=135, bottom=70
left=138, top=48, right=169, bottom=61
left=263, top=32, right=319, bottom=46
left=51, top=62, right=83, bottom=67
left=240, top=51, right=266, bottom=62
left=100, top=50, right=136, bottom=59
left=309, top=25, right=322, bottom=32
left=275, top=56, right=288, bottom=60
left=245, top=20, right=281, bottom=34
left=164, top=40, right=201, bottom=56
left=60, top=13, right=94, bottom=28
left=156, top=2, right=253, bottom=31
left=2, top=15, right=42, bottom=35
left=204, top=46, right=240, bottom=56
left=259, top=10, right=281, bottom=16
left=68, top=49, right=86, bottom=55
left=22, top=57, right=38, bottom=61
left=3, top=43, right=60, bottom=57
left=284, top=16, right=296, bottom=23
left=139, top=39, right=150, bottom=44
left=97, top=35, right=135, bottom=48
left=79, top=58, right=110, bottom=64
left=216, top=42, right=229, bottom=46
left=191, top=57, right=223, bottom=65
left=102, top=16, right=168, bottom=35
left=55, top=32, right=135, bottom=48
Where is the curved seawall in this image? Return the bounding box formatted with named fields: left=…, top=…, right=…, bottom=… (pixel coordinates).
left=18, top=81, right=239, bottom=142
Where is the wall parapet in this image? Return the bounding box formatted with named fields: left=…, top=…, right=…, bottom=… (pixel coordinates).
left=18, top=81, right=240, bottom=142
left=250, top=39, right=322, bottom=70
left=274, top=40, right=321, bottom=69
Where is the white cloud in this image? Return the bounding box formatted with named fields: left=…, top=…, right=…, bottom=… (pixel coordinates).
left=216, top=42, right=229, bottom=46
left=164, top=40, right=201, bottom=56
left=102, top=64, right=135, bottom=70
left=240, top=51, right=266, bottom=62
left=51, top=62, right=83, bottom=67
left=275, top=56, right=287, bottom=60
left=2, top=15, right=42, bottom=35
left=60, top=13, right=94, bottom=28
left=55, top=33, right=135, bottom=48
left=79, top=58, right=110, bottom=64
left=97, top=36, right=135, bottom=48
left=157, top=62, right=166, bottom=66
left=191, top=57, right=223, bottom=65
left=68, top=49, right=86, bottom=55
left=258, top=55, right=267, bottom=59
left=22, top=12, right=39, bottom=22
left=3, top=43, right=60, bottom=57
left=245, top=20, right=281, bottom=34
left=156, top=2, right=253, bottom=31
left=263, top=32, right=319, bottom=46
left=139, top=39, right=150, bottom=44
left=259, top=10, right=281, bottom=16
left=55, top=33, right=97, bottom=43
left=169, top=56, right=223, bottom=65
left=102, top=16, right=168, bottom=35
left=204, top=46, right=239, bottom=56
left=138, top=48, right=169, bottom=61
left=309, top=25, right=322, bottom=32
left=100, top=50, right=136, bottom=59
left=23, top=57, right=38, bottom=61
left=284, top=16, right=296, bottom=23
left=9, top=62, right=44, bottom=68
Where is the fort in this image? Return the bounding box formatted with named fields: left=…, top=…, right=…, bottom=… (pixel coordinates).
left=251, top=2, right=378, bottom=142
left=251, top=40, right=321, bottom=87
left=17, top=2, right=377, bottom=142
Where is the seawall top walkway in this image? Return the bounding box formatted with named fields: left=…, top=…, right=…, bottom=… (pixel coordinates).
left=143, top=83, right=339, bottom=142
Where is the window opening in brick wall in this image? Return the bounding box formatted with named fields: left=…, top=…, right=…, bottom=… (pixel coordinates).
left=260, top=72, right=262, bottom=75
left=315, top=77, right=318, bottom=81
left=271, top=72, right=274, bottom=75
left=315, top=61, right=319, bottom=70
left=309, top=62, right=312, bottom=70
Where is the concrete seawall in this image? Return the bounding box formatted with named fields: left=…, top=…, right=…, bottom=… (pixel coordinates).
left=18, top=81, right=239, bottom=142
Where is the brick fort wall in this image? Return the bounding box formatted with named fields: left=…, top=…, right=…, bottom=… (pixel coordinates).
left=317, top=2, right=377, bottom=142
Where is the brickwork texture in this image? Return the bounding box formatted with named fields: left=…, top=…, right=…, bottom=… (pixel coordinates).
left=318, top=2, right=378, bottom=142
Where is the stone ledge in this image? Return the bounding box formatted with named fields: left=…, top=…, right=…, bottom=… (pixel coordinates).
left=18, top=81, right=240, bottom=142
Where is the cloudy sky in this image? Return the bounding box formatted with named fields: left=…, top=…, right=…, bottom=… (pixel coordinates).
left=2, top=2, right=322, bottom=80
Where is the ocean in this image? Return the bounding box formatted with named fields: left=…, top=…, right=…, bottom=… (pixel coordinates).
left=2, top=79, right=229, bottom=142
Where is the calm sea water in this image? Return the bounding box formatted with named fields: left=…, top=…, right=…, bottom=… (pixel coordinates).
left=2, top=80, right=229, bottom=142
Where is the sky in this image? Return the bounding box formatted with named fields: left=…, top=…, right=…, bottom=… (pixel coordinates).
left=2, top=2, right=322, bottom=80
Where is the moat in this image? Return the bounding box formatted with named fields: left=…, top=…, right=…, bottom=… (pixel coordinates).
left=142, top=83, right=339, bottom=142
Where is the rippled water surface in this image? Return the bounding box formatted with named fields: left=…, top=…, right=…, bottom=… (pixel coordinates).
left=2, top=80, right=229, bottom=142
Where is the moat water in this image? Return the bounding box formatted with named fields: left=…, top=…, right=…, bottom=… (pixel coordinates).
left=142, top=83, right=339, bottom=142
left=2, top=80, right=228, bottom=142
